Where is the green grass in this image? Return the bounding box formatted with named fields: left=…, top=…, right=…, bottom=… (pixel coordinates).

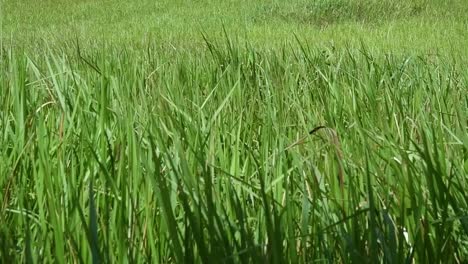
left=3, top=0, right=468, bottom=55
left=1, top=0, right=468, bottom=263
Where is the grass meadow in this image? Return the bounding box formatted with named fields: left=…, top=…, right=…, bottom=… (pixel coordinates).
left=1, top=0, right=468, bottom=263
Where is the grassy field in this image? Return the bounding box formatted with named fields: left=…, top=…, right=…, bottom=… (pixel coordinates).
left=3, top=0, right=468, bottom=54
left=1, top=0, right=468, bottom=263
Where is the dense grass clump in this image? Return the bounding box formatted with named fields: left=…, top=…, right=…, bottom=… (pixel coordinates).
left=1, top=39, right=467, bottom=263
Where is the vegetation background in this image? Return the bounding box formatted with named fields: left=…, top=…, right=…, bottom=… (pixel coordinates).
left=1, top=0, right=467, bottom=263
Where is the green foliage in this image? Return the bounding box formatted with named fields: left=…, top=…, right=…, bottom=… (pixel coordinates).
left=1, top=37, right=467, bottom=262
left=3, top=0, right=468, bottom=55
left=1, top=0, right=468, bottom=262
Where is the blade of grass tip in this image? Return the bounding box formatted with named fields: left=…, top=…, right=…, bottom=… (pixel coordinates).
left=89, top=176, right=101, bottom=264
left=201, top=32, right=221, bottom=62
left=222, top=24, right=234, bottom=59
left=293, top=33, right=312, bottom=65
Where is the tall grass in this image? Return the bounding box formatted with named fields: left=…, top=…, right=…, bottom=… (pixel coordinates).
left=1, top=39, right=467, bottom=263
